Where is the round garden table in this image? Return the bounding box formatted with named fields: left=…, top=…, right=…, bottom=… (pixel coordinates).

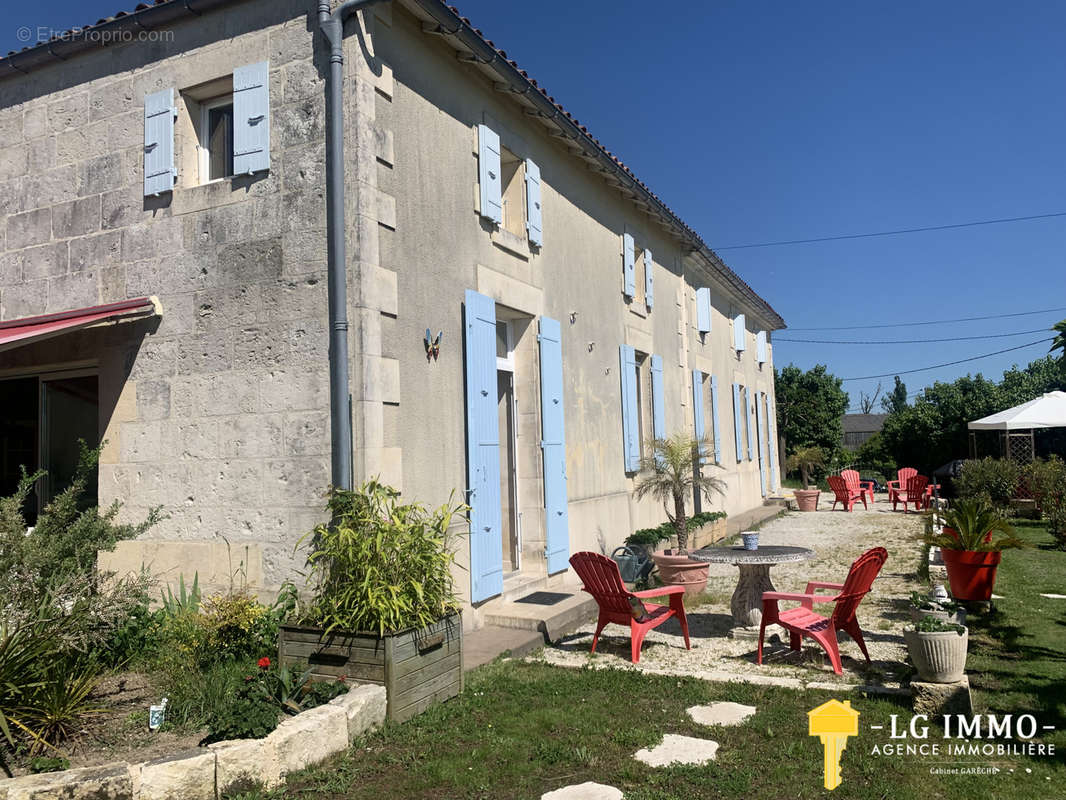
left=689, top=545, right=815, bottom=629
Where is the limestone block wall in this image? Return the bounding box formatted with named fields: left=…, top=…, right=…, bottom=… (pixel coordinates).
left=0, top=1, right=339, bottom=593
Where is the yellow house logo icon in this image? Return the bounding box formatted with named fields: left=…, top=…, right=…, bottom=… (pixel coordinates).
left=808, top=699, right=860, bottom=790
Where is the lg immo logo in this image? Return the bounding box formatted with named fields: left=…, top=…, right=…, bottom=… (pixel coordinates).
left=808, top=700, right=859, bottom=790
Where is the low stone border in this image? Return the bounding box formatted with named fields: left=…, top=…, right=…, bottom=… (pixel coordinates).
left=0, top=684, right=386, bottom=800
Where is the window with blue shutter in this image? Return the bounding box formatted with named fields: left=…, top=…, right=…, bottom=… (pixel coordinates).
left=143, top=88, right=176, bottom=196
left=732, top=383, right=743, bottom=463
left=232, top=61, right=270, bottom=176
left=650, top=354, right=665, bottom=444
left=622, top=234, right=636, bottom=299
left=756, top=330, right=767, bottom=364
left=734, top=313, right=747, bottom=351
left=696, top=288, right=711, bottom=334
left=525, top=158, right=543, bottom=246
left=766, top=392, right=778, bottom=490
left=745, top=386, right=755, bottom=461
left=478, top=124, right=502, bottom=224
left=710, top=375, right=722, bottom=464
left=644, top=249, right=654, bottom=309
left=539, top=317, right=569, bottom=573
left=692, top=370, right=706, bottom=462
left=464, top=290, right=503, bottom=602
left=756, top=391, right=767, bottom=496
left=619, top=344, right=640, bottom=471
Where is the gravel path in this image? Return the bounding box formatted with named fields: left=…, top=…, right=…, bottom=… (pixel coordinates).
left=532, top=493, right=926, bottom=692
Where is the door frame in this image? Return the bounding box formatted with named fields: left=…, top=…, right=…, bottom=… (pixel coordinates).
left=495, top=319, right=522, bottom=574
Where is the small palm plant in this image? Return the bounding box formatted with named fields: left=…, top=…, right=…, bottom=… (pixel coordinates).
left=924, top=498, right=1026, bottom=552
left=786, top=446, right=825, bottom=488
left=634, top=433, right=726, bottom=553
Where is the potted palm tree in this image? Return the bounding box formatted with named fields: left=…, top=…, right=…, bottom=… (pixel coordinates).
left=787, top=447, right=825, bottom=512
left=635, top=433, right=726, bottom=594
left=923, top=499, right=1026, bottom=601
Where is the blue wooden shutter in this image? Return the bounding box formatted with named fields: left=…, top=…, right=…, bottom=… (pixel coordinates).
left=732, top=383, right=743, bottom=463
left=734, top=313, right=747, bottom=351
left=143, top=88, right=176, bottom=196
left=464, top=290, right=503, bottom=602
left=766, top=392, right=778, bottom=490
left=525, top=158, right=543, bottom=246
left=756, top=331, right=768, bottom=364
left=644, top=249, right=654, bottom=309
left=692, top=370, right=705, bottom=462
left=696, top=287, right=711, bottom=333
left=478, top=124, right=502, bottom=224
left=650, top=354, right=665, bottom=442
left=539, top=317, right=569, bottom=573
left=619, top=344, right=639, bottom=471
left=233, top=61, right=271, bottom=175
left=622, top=234, right=636, bottom=298
left=745, top=386, right=755, bottom=461
left=756, top=391, right=768, bottom=496
left=710, top=375, right=722, bottom=464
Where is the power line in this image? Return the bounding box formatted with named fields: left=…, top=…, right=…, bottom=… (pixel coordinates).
left=787, top=306, right=1066, bottom=331
left=777, top=328, right=1050, bottom=345
left=714, top=211, right=1066, bottom=251
left=840, top=337, right=1054, bottom=382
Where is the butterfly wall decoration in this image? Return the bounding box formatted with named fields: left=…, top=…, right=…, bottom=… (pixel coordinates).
left=424, top=328, right=443, bottom=361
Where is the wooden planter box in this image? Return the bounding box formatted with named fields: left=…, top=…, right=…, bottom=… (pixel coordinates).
left=279, top=612, right=463, bottom=723
left=689, top=517, right=727, bottom=550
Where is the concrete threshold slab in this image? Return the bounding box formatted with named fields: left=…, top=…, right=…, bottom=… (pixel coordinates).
left=464, top=625, right=544, bottom=671
left=484, top=591, right=598, bottom=642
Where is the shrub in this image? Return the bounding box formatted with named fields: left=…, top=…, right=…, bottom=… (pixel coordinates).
left=300, top=480, right=466, bottom=635
left=956, top=457, right=1020, bottom=511
left=1024, top=456, right=1066, bottom=549
left=625, top=511, right=727, bottom=552
left=198, top=591, right=273, bottom=664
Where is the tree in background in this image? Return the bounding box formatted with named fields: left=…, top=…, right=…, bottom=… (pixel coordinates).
left=858, top=382, right=882, bottom=414
left=879, top=356, right=1066, bottom=473
left=774, top=364, right=849, bottom=461
left=881, top=376, right=909, bottom=414
left=1051, top=320, right=1066, bottom=363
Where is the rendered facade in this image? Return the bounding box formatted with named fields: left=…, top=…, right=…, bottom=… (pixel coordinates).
left=0, top=0, right=785, bottom=627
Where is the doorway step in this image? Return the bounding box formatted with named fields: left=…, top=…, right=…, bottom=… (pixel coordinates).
left=482, top=573, right=597, bottom=644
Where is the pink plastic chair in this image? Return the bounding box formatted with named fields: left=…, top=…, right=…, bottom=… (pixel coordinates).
left=885, top=467, right=917, bottom=497
left=890, top=475, right=928, bottom=512
left=570, top=551, right=691, bottom=663
left=757, top=547, right=888, bottom=675
left=841, top=469, right=875, bottom=507
left=828, top=475, right=867, bottom=512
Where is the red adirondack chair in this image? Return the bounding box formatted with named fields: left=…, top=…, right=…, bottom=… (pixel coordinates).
left=757, top=547, right=888, bottom=675
left=570, top=551, right=691, bottom=663
left=827, top=475, right=867, bottom=512
left=890, top=475, right=929, bottom=512
left=885, top=467, right=917, bottom=497
left=841, top=469, right=875, bottom=507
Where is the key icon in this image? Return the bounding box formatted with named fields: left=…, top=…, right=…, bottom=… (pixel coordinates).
left=808, top=699, right=859, bottom=790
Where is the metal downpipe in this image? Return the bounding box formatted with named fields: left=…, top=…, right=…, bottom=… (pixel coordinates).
left=318, top=0, right=388, bottom=490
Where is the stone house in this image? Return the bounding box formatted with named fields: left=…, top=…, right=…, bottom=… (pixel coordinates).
left=0, top=0, right=785, bottom=627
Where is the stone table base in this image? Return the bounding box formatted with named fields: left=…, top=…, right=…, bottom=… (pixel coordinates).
left=731, top=563, right=776, bottom=628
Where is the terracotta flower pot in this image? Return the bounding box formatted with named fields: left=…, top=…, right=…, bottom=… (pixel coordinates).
left=904, top=626, right=968, bottom=683
left=651, top=550, right=709, bottom=596
left=794, top=489, right=820, bottom=512
left=941, top=549, right=1001, bottom=602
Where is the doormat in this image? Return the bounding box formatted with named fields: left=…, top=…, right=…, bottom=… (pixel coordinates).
left=514, top=591, right=571, bottom=606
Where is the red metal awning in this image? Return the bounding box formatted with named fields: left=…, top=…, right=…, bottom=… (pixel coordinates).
left=0, top=297, right=160, bottom=354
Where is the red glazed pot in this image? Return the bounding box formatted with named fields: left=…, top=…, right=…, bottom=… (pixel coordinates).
left=651, top=550, right=709, bottom=596
left=941, top=548, right=1001, bottom=601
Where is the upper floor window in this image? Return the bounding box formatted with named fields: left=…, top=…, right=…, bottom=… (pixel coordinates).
left=477, top=123, right=543, bottom=247
left=201, top=95, right=235, bottom=181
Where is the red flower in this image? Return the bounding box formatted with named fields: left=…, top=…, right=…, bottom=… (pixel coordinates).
left=258, top=657, right=271, bottom=669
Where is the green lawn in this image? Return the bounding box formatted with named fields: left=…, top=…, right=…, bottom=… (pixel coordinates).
left=231, top=522, right=1066, bottom=800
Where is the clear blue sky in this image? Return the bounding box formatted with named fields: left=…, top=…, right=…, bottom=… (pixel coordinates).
left=5, top=1, right=1065, bottom=411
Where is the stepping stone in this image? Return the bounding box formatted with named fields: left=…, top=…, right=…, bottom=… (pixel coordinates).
left=1040, top=593, right=1066, bottom=599
left=634, top=733, right=719, bottom=767
left=541, top=782, right=623, bottom=800
left=687, top=701, right=757, bottom=727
